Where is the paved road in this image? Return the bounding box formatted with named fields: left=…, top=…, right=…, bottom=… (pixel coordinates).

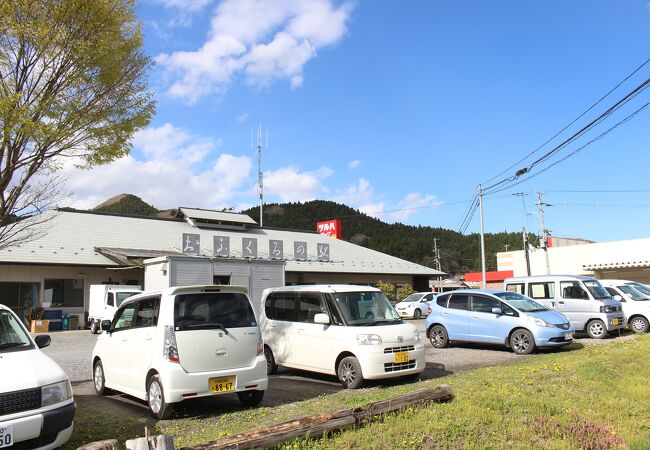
left=39, top=320, right=632, bottom=415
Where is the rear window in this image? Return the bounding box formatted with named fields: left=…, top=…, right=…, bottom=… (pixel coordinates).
left=174, top=292, right=256, bottom=331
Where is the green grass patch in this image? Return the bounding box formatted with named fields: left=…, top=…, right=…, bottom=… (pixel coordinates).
left=67, top=335, right=650, bottom=449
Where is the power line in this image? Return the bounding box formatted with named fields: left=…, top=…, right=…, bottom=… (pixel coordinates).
left=484, top=76, right=650, bottom=194
left=481, top=57, right=650, bottom=186
left=546, top=189, right=650, bottom=193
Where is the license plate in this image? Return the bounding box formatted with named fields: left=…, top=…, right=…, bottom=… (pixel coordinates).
left=564, top=332, right=573, bottom=340
left=612, top=318, right=620, bottom=326
left=209, top=376, right=235, bottom=393
left=0, top=424, right=13, bottom=449
left=394, top=352, right=409, bottom=363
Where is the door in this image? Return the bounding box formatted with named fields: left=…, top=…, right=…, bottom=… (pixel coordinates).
left=262, top=292, right=299, bottom=365
left=127, top=296, right=160, bottom=393
left=443, top=293, right=471, bottom=340
left=102, top=303, right=137, bottom=388
left=558, top=281, right=591, bottom=330
left=469, top=295, right=515, bottom=344
left=527, top=282, right=555, bottom=310
left=294, top=292, right=332, bottom=371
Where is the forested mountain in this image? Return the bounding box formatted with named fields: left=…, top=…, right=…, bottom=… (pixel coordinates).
left=241, top=200, right=530, bottom=274
left=90, top=196, right=531, bottom=275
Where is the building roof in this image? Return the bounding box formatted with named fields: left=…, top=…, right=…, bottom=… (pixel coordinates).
left=0, top=209, right=443, bottom=277
left=177, top=207, right=258, bottom=226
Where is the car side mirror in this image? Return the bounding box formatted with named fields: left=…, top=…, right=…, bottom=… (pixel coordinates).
left=101, top=320, right=112, bottom=333
left=613, top=295, right=623, bottom=302
left=314, top=313, right=330, bottom=325
left=34, top=334, right=51, bottom=349
left=491, top=307, right=503, bottom=316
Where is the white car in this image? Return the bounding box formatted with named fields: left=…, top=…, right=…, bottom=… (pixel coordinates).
left=394, top=292, right=435, bottom=319
left=0, top=304, right=75, bottom=450
left=600, top=279, right=650, bottom=333
left=91, top=285, right=268, bottom=419
left=260, top=285, right=425, bottom=389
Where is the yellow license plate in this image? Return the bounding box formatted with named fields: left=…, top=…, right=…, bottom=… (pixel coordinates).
left=209, top=376, right=235, bottom=393
left=394, top=352, right=409, bottom=363
left=612, top=318, right=620, bottom=326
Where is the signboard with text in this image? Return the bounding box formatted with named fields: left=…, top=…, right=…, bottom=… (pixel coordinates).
left=316, top=219, right=342, bottom=239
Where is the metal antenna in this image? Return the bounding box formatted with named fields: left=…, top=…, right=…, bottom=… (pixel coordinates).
left=257, top=124, right=265, bottom=227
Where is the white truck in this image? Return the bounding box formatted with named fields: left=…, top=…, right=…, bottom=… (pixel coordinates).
left=88, top=284, right=142, bottom=333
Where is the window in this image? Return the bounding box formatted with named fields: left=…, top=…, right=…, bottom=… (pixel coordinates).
left=423, top=294, right=434, bottom=302
left=436, top=294, right=450, bottom=308
left=299, top=293, right=326, bottom=323
left=265, top=293, right=298, bottom=322
left=448, top=294, right=470, bottom=311
left=506, top=283, right=524, bottom=295
left=529, top=282, right=554, bottom=300
left=0, top=310, right=32, bottom=352
left=560, top=282, right=588, bottom=300
left=213, top=275, right=231, bottom=285
left=113, top=304, right=136, bottom=332
left=324, top=295, right=344, bottom=325
left=107, top=293, right=114, bottom=307
left=135, top=297, right=160, bottom=327
left=471, top=295, right=500, bottom=313
left=44, top=279, right=83, bottom=307
left=174, top=292, right=256, bottom=330
left=605, top=287, right=623, bottom=301
left=0, top=282, right=39, bottom=310
left=116, top=292, right=137, bottom=307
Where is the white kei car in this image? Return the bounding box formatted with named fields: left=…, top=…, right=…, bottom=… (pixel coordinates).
left=600, top=279, right=650, bottom=333
left=0, top=304, right=75, bottom=450
left=91, top=285, right=268, bottom=419
left=394, top=292, right=435, bottom=319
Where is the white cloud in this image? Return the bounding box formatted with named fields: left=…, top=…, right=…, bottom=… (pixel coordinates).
left=387, top=193, right=442, bottom=223
left=157, top=0, right=354, bottom=104
left=263, top=165, right=332, bottom=202
left=237, top=113, right=250, bottom=124
left=60, top=124, right=251, bottom=210
left=348, top=159, right=361, bottom=170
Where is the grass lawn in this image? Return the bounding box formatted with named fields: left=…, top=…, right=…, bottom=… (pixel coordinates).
left=67, top=334, right=650, bottom=449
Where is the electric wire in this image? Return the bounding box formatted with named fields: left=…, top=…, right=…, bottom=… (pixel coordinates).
left=481, top=57, right=650, bottom=186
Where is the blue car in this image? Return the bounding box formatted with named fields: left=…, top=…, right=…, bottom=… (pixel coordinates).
left=424, top=289, right=574, bottom=355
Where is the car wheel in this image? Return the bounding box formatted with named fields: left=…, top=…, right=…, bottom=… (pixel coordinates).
left=237, top=390, right=264, bottom=407
left=93, top=360, right=108, bottom=396
left=264, top=345, right=278, bottom=375
left=413, top=309, right=422, bottom=319
left=510, top=329, right=535, bottom=355
left=337, top=356, right=364, bottom=389
left=428, top=325, right=449, bottom=348
left=629, top=316, right=649, bottom=333
left=90, top=320, right=99, bottom=334
left=147, top=375, right=174, bottom=420
left=586, top=319, right=607, bottom=339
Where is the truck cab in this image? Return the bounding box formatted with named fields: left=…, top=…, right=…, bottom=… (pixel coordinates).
left=88, top=285, right=142, bottom=334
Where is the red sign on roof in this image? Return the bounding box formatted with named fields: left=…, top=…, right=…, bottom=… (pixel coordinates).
left=464, top=270, right=514, bottom=282
left=316, top=219, right=342, bottom=239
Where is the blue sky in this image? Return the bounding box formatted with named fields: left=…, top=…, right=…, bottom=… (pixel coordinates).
left=62, top=0, right=650, bottom=242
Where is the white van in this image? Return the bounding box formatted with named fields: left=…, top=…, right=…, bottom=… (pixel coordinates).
left=504, top=275, right=625, bottom=339
left=599, top=279, right=650, bottom=333
left=0, top=304, right=75, bottom=449
left=91, top=285, right=267, bottom=419
left=88, top=284, right=142, bottom=334
left=260, top=285, right=425, bottom=389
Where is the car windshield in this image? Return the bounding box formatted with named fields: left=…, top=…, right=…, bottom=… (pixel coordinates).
left=400, top=293, right=424, bottom=303
left=629, top=282, right=650, bottom=297
left=174, top=292, right=257, bottom=331
left=583, top=280, right=610, bottom=299
left=619, top=285, right=650, bottom=301
left=116, top=292, right=138, bottom=307
left=494, top=292, right=548, bottom=312
left=332, top=291, right=401, bottom=326
left=0, top=310, right=32, bottom=353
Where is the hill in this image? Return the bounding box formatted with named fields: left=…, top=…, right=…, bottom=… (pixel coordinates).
left=90, top=195, right=529, bottom=274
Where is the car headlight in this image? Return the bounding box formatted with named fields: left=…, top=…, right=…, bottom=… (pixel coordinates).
left=414, top=329, right=422, bottom=342
left=42, top=380, right=73, bottom=407
left=528, top=316, right=553, bottom=328
left=356, top=334, right=382, bottom=345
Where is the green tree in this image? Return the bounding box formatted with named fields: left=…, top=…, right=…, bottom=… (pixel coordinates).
left=376, top=280, right=396, bottom=301
left=0, top=0, right=155, bottom=249
left=397, top=284, right=414, bottom=300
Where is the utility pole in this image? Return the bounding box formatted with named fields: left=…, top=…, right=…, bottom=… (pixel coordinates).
left=522, top=227, right=531, bottom=276
left=433, top=238, right=442, bottom=292
left=256, top=124, right=266, bottom=227
left=478, top=184, right=487, bottom=289
left=535, top=190, right=551, bottom=275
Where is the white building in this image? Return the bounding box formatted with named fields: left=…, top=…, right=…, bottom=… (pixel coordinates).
left=497, top=236, right=650, bottom=283
left=0, top=208, right=443, bottom=323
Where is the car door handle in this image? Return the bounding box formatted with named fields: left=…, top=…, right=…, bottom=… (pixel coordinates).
left=471, top=316, right=479, bottom=319
left=144, top=335, right=153, bottom=341
left=121, top=337, right=127, bottom=342
left=558, top=301, right=565, bottom=305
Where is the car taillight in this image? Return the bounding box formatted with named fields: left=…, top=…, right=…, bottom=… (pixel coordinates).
left=164, top=325, right=180, bottom=363
left=257, top=334, right=264, bottom=356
